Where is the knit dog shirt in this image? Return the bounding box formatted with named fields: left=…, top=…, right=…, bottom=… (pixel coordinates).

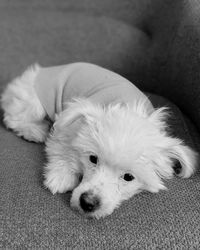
left=34, top=62, right=153, bottom=121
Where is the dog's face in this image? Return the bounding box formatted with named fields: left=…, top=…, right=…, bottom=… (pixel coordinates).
left=57, top=99, right=197, bottom=219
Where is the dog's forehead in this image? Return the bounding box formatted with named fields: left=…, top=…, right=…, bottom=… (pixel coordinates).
left=99, top=146, right=143, bottom=171
left=99, top=132, right=145, bottom=159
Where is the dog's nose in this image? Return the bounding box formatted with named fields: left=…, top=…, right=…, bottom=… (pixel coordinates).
left=79, top=192, right=100, bottom=212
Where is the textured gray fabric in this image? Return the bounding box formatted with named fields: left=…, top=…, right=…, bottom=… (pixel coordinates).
left=0, top=0, right=200, bottom=249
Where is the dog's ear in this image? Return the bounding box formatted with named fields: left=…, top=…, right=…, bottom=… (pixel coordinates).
left=144, top=137, right=198, bottom=194
left=163, top=138, right=198, bottom=178
left=53, top=98, right=103, bottom=130
left=153, top=136, right=198, bottom=181
left=148, top=107, right=198, bottom=177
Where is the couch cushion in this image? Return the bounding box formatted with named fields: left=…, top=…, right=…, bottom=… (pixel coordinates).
left=1, top=94, right=200, bottom=249
left=0, top=0, right=152, bottom=93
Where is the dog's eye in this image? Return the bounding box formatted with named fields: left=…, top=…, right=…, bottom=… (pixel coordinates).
left=89, top=155, right=98, bottom=165
left=123, top=173, right=135, bottom=182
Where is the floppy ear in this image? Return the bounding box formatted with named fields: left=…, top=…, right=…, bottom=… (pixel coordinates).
left=53, top=98, right=103, bottom=131
left=144, top=138, right=198, bottom=194
left=165, top=138, right=198, bottom=178
left=148, top=106, right=198, bottom=178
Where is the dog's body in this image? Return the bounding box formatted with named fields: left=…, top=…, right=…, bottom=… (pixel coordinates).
left=1, top=62, right=198, bottom=218
left=34, top=62, right=154, bottom=120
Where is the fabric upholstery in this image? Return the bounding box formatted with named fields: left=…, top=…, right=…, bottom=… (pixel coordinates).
left=0, top=0, right=200, bottom=249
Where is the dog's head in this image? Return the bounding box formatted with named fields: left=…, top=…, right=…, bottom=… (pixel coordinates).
left=56, top=98, right=198, bottom=219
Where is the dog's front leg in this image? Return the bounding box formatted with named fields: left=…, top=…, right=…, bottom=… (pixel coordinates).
left=44, top=159, right=81, bottom=194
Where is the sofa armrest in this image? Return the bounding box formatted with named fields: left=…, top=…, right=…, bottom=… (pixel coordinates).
left=141, top=0, right=200, bottom=130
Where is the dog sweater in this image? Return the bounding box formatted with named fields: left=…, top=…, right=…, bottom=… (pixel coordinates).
left=34, top=62, right=153, bottom=121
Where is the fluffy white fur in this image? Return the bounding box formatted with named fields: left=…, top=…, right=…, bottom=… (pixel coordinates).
left=1, top=65, right=198, bottom=219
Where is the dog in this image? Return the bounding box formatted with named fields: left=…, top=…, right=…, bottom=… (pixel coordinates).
left=1, top=62, right=198, bottom=219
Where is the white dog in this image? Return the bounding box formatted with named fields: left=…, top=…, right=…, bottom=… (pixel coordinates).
left=1, top=62, right=198, bottom=219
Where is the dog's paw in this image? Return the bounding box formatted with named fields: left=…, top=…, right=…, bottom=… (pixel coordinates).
left=44, top=164, right=80, bottom=194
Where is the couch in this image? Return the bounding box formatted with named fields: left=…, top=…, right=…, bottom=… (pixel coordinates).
left=1, top=0, right=200, bottom=249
